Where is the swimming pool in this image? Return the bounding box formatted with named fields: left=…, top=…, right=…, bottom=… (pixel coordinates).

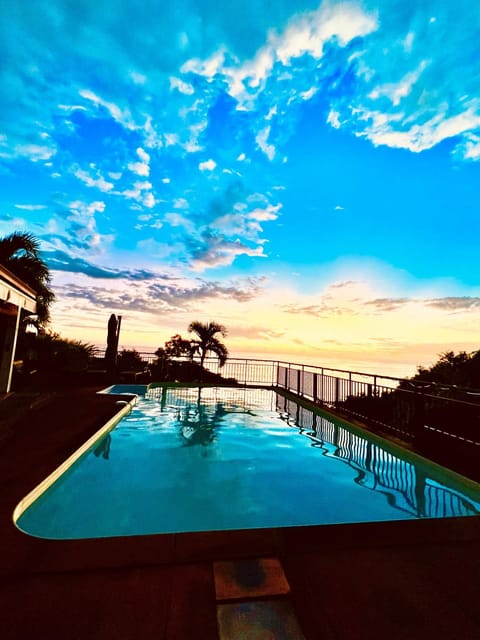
left=15, top=386, right=480, bottom=539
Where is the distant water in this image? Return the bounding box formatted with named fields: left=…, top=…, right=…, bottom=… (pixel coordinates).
left=95, top=344, right=417, bottom=380
left=233, top=352, right=418, bottom=380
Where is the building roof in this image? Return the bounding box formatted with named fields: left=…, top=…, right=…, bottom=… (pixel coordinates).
left=0, top=264, right=37, bottom=313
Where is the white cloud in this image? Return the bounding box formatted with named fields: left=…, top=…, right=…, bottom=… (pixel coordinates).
left=170, top=76, right=195, bottom=95
left=275, top=2, right=378, bottom=63
left=359, top=104, right=480, bottom=153
left=255, top=126, right=275, bottom=160
left=164, top=133, right=179, bottom=147
left=142, top=115, right=164, bottom=150
left=58, top=104, right=87, bottom=112
left=130, top=70, right=147, bottom=85
left=79, top=89, right=135, bottom=129
left=327, top=109, right=341, bottom=129
left=119, top=177, right=156, bottom=210
left=457, top=133, right=480, bottom=161
left=128, top=161, right=150, bottom=176
left=325, top=7, right=480, bottom=161
left=143, top=193, right=156, bottom=208
left=180, top=2, right=378, bottom=109
left=74, top=168, right=114, bottom=192
left=162, top=177, right=171, bottom=183
left=403, top=31, right=415, bottom=53
left=265, top=105, right=278, bottom=120
left=13, top=144, right=56, bottom=162
left=69, top=200, right=106, bottom=215
left=60, top=200, right=109, bottom=252
left=134, top=180, right=152, bottom=190
left=173, top=198, right=189, bottom=209
left=237, top=153, right=246, bottom=161
left=127, top=148, right=151, bottom=176
left=136, top=147, right=150, bottom=163
left=191, top=239, right=266, bottom=272
left=368, top=60, right=429, bottom=107
left=199, top=158, right=216, bottom=171
left=181, top=49, right=226, bottom=78
left=14, top=204, right=47, bottom=211
left=165, top=212, right=194, bottom=232
left=248, top=204, right=281, bottom=221
left=300, top=87, right=318, bottom=101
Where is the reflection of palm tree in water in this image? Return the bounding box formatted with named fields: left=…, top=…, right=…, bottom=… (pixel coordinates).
left=93, top=434, right=111, bottom=459
left=177, top=388, right=230, bottom=448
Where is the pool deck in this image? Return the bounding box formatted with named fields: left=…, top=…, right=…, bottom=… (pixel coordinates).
left=1, top=388, right=480, bottom=639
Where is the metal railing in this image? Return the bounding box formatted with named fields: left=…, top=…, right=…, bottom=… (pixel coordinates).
left=275, top=360, right=480, bottom=446
left=91, top=351, right=480, bottom=448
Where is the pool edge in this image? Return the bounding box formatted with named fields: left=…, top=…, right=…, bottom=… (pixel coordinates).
left=12, top=386, right=480, bottom=542
left=12, top=396, right=137, bottom=532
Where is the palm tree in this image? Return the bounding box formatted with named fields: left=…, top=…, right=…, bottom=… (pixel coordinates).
left=0, top=231, right=54, bottom=328
left=188, top=321, right=229, bottom=368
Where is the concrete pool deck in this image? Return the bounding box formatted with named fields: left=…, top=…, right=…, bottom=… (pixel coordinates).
left=1, top=388, right=480, bottom=639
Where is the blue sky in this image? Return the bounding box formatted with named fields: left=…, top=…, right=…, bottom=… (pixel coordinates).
left=1, top=0, right=479, bottom=375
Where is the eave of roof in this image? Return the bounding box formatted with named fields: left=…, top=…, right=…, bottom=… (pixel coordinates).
left=0, top=264, right=37, bottom=313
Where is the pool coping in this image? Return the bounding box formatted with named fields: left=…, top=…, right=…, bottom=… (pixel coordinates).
left=12, top=395, right=137, bottom=530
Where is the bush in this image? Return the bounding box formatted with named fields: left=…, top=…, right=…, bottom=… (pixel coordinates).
left=117, top=349, right=145, bottom=371
left=16, top=331, right=95, bottom=374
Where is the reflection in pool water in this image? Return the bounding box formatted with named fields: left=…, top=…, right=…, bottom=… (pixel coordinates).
left=16, top=386, right=480, bottom=539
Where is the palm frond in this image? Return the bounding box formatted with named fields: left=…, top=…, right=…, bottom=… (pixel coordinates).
left=0, top=232, right=40, bottom=262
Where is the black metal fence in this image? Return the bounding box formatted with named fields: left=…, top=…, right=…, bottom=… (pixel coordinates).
left=275, top=361, right=480, bottom=452
left=92, top=350, right=480, bottom=452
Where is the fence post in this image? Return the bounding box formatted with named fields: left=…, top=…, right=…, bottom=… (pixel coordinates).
left=313, top=373, right=318, bottom=403
left=348, top=371, right=352, bottom=398
left=335, top=377, right=340, bottom=407
left=297, top=368, right=302, bottom=397
left=413, top=389, right=425, bottom=440
left=320, top=368, right=324, bottom=404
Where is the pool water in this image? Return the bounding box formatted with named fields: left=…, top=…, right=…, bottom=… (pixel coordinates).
left=16, top=386, right=480, bottom=539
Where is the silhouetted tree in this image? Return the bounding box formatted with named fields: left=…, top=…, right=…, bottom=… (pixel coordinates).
left=410, top=350, right=480, bottom=390
left=188, top=320, right=228, bottom=367
left=164, top=334, right=197, bottom=360
left=0, top=231, right=54, bottom=328
left=117, top=349, right=144, bottom=370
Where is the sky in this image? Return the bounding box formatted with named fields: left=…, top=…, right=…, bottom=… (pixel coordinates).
left=1, top=0, right=479, bottom=377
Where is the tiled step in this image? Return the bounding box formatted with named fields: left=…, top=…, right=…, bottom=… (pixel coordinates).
left=214, top=557, right=306, bottom=639
left=214, top=557, right=291, bottom=601
left=217, top=599, right=306, bottom=640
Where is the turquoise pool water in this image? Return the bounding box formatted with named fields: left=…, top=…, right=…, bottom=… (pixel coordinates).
left=16, top=386, right=480, bottom=539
